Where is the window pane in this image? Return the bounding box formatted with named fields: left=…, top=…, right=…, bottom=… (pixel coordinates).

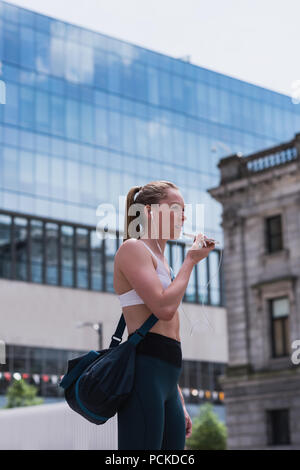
left=50, top=94, right=65, bottom=136
left=197, top=258, right=208, bottom=304
left=36, top=91, right=50, bottom=132
left=76, top=228, right=89, bottom=289
left=31, top=220, right=43, bottom=283
left=209, top=250, right=221, bottom=305
left=36, top=154, right=50, bottom=198
left=46, top=223, right=58, bottom=285
left=270, top=234, right=283, bottom=252
left=80, top=102, right=94, bottom=144
left=3, top=82, right=19, bottom=125
left=273, top=319, right=284, bottom=356
left=20, top=86, right=35, bottom=128
left=184, top=245, right=196, bottom=302
left=272, top=297, right=289, bottom=318
left=3, top=146, right=18, bottom=191
left=19, top=150, right=34, bottom=193
left=3, top=22, right=19, bottom=64
left=0, top=214, right=11, bottom=279
left=20, top=26, right=35, bottom=69
left=267, top=409, right=290, bottom=445
left=61, top=225, right=73, bottom=287
left=284, top=317, right=291, bottom=356
left=91, top=230, right=102, bottom=291
left=15, top=217, right=28, bottom=282
left=105, top=237, right=116, bottom=293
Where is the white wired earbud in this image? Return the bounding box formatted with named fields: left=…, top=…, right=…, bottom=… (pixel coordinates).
left=149, top=208, right=223, bottom=336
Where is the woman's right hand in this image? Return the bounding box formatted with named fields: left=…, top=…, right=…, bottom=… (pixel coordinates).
left=186, top=233, right=216, bottom=266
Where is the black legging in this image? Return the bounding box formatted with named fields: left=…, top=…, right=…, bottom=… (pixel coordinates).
left=117, top=332, right=186, bottom=450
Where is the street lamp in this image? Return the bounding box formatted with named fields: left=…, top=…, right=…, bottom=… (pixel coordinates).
left=76, top=321, right=103, bottom=350
left=211, top=141, right=232, bottom=155
left=211, top=141, right=243, bottom=158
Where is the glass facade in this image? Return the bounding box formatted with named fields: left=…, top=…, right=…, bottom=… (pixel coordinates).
left=0, top=209, right=223, bottom=305
left=0, top=0, right=300, bottom=246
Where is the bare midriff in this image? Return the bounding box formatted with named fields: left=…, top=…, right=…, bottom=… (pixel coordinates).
left=114, top=255, right=181, bottom=343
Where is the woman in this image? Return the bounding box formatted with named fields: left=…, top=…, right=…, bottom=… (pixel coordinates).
left=113, top=180, right=215, bottom=450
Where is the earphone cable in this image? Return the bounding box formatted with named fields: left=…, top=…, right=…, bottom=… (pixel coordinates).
left=150, top=211, right=223, bottom=336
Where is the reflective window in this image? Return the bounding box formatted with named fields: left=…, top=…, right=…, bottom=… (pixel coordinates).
left=20, top=86, right=35, bottom=128
left=94, top=49, right=107, bottom=89
left=91, top=230, right=102, bottom=291
left=51, top=95, right=65, bottom=136
left=95, top=107, right=108, bottom=147
left=36, top=154, right=50, bottom=198
left=31, top=219, right=43, bottom=283
left=122, top=114, right=135, bottom=155
left=4, top=82, right=19, bottom=125
left=76, top=227, right=89, bottom=289
left=197, top=257, right=208, bottom=304
left=80, top=163, right=94, bottom=204
left=51, top=157, right=65, bottom=200
left=36, top=91, right=50, bottom=132
left=15, top=217, right=28, bottom=281
left=19, top=150, right=34, bottom=193
left=3, top=21, right=19, bottom=64
left=65, top=99, right=79, bottom=140
left=3, top=146, right=18, bottom=191
left=66, top=160, right=79, bottom=203
left=50, top=37, right=65, bottom=78
left=270, top=297, right=290, bottom=358
left=0, top=214, right=11, bottom=279
left=46, top=223, right=59, bottom=285
left=107, top=53, right=121, bottom=94
left=147, top=67, right=159, bottom=105
left=209, top=250, right=221, bottom=305
left=105, top=237, right=116, bottom=293
left=20, top=26, right=35, bottom=69
left=81, top=102, right=94, bottom=144
left=36, top=31, right=50, bottom=74
left=108, top=110, right=121, bottom=151
left=61, top=225, right=73, bottom=287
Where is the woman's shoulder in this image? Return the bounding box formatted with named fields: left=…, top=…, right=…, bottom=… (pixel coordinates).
left=115, top=238, right=143, bottom=260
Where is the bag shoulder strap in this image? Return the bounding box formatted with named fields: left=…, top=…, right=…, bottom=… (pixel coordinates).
left=109, top=312, right=159, bottom=348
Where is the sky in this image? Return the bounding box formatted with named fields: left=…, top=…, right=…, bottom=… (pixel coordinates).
left=4, top=0, right=300, bottom=98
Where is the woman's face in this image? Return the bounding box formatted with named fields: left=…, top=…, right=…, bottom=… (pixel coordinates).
left=146, top=188, right=186, bottom=240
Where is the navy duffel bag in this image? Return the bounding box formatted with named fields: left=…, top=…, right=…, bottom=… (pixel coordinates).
left=59, top=313, right=158, bottom=425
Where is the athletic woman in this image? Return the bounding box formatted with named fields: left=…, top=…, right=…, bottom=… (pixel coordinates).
left=113, top=180, right=215, bottom=450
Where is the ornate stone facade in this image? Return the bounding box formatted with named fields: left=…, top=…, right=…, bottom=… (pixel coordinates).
left=208, top=133, right=300, bottom=449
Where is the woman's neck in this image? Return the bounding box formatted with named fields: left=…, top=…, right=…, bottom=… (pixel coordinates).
left=140, top=237, right=167, bottom=257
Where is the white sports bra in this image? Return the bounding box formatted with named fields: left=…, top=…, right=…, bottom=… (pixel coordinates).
left=117, top=240, right=174, bottom=308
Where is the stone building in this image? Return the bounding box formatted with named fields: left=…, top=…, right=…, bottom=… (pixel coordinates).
left=208, top=132, right=300, bottom=449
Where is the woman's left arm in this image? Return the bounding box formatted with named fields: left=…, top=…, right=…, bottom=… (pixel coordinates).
left=178, top=385, right=192, bottom=438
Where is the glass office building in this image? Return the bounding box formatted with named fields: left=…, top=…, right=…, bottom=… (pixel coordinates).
left=0, top=0, right=299, bottom=406
left=1, top=0, right=300, bottom=235
left=0, top=0, right=300, bottom=307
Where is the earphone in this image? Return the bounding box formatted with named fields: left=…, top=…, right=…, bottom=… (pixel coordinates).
left=147, top=208, right=223, bottom=335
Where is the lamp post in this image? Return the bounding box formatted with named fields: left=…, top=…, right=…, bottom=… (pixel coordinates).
left=211, top=141, right=232, bottom=156
left=76, top=321, right=103, bottom=350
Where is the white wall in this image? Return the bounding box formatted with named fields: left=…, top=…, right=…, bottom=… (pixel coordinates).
left=0, top=402, right=117, bottom=450
left=0, top=278, right=228, bottom=362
